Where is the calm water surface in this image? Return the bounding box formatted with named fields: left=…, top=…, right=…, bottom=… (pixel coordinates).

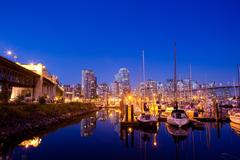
left=2, top=109, right=240, bottom=160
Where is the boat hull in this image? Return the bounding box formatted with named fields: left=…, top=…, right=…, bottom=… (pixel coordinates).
left=137, top=114, right=158, bottom=127
left=167, top=117, right=189, bottom=128
left=230, top=115, right=240, bottom=124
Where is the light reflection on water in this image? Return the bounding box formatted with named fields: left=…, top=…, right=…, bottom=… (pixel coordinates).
left=1, top=108, right=240, bottom=160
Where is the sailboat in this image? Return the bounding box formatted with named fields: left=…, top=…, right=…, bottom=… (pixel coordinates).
left=167, top=42, right=190, bottom=127
left=137, top=103, right=158, bottom=125
left=137, top=50, right=157, bottom=126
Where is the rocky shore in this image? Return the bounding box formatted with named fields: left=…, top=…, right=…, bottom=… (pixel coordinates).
left=0, top=103, right=99, bottom=142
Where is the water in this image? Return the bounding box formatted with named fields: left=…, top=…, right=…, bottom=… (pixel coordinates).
left=1, top=109, right=240, bottom=160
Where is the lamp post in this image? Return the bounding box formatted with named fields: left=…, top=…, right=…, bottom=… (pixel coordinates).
left=5, top=50, right=18, bottom=62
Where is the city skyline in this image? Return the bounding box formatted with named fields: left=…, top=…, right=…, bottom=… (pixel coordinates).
left=0, top=0, right=240, bottom=86
left=1, top=1, right=240, bottom=159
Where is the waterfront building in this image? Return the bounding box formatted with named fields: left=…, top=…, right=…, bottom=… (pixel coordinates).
left=146, top=80, right=158, bottom=99
left=63, top=83, right=82, bottom=102
left=73, top=83, right=82, bottom=98
left=97, top=83, right=108, bottom=99
left=110, top=81, right=120, bottom=97
left=63, top=85, right=74, bottom=102
left=82, top=69, right=97, bottom=99
left=114, top=68, right=131, bottom=96
left=137, top=80, right=158, bottom=100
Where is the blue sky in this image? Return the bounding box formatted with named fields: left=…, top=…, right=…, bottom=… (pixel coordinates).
left=0, top=0, right=239, bottom=87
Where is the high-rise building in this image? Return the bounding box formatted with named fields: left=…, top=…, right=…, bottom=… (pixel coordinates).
left=146, top=80, right=158, bottom=98
left=97, top=83, right=109, bottom=99
left=115, top=68, right=131, bottom=96
left=138, top=80, right=158, bottom=99
left=110, top=81, right=120, bottom=97
left=82, top=69, right=97, bottom=99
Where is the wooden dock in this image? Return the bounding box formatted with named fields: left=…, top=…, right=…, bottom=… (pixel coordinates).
left=120, top=121, right=139, bottom=127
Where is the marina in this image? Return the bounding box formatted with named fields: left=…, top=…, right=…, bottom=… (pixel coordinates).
left=1, top=108, right=240, bottom=160
left=0, top=0, right=240, bottom=159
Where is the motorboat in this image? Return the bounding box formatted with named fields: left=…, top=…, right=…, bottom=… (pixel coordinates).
left=228, top=108, right=240, bottom=115
left=230, top=122, right=240, bottom=135
left=229, top=108, right=240, bottom=124
left=167, top=110, right=190, bottom=127
left=137, top=112, right=158, bottom=126
left=166, top=123, right=189, bottom=137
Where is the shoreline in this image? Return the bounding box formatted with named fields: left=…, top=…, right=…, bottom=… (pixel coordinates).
left=0, top=103, right=99, bottom=142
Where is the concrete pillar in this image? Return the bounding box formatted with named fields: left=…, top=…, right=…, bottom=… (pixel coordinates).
left=1, top=81, right=11, bottom=103
left=33, top=76, right=43, bottom=100
left=52, top=84, right=56, bottom=99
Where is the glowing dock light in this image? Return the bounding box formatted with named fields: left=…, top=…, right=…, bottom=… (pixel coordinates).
left=128, top=95, right=133, bottom=101
left=128, top=127, right=133, bottom=133
left=19, top=137, right=42, bottom=148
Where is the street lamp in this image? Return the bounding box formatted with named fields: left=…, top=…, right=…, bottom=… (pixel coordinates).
left=6, top=50, right=12, bottom=56
left=5, top=50, right=18, bottom=62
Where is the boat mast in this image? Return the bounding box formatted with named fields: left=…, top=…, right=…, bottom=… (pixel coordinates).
left=173, top=42, right=178, bottom=109
left=233, top=77, right=237, bottom=98
left=142, top=49, right=146, bottom=103
left=238, top=64, right=240, bottom=97
left=189, top=64, right=192, bottom=102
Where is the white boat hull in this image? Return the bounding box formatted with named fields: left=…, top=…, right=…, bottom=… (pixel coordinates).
left=166, top=124, right=189, bottom=137
left=167, top=117, right=189, bottom=127
left=137, top=115, right=157, bottom=125
left=230, top=115, right=240, bottom=124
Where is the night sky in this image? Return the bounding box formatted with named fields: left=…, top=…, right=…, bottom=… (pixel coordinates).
left=0, top=0, right=239, bottom=87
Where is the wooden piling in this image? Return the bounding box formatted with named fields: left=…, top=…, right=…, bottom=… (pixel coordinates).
left=125, top=105, right=128, bottom=122
left=131, top=105, right=134, bottom=122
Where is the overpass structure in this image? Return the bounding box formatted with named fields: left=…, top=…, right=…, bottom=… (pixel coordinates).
left=0, top=56, right=64, bottom=103
left=192, top=85, right=240, bottom=91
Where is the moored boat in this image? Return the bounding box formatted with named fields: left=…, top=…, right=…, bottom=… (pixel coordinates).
left=167, top=110, right=190, bottom=127
left=166, top=123, right=189, bottom=137
left=230, top=122, right=240, bottom=135
left=229, top=110, right=240, bottom=124
left=137, top=112, right=157, bottom=126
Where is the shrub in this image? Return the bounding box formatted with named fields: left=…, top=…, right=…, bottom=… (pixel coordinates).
left=39, top=96, right=46, bottom=104
left=14, top=95, right=25, bottom=104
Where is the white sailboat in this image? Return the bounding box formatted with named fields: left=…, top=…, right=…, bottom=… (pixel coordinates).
left=137, top=50, right=157, bottom=125
left=167, top=43, right=190, bottom=128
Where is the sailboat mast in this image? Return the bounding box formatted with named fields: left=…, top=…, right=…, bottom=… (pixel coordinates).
left=238, top=64, right=240, bottom=97
left=174, top=42, right=177, bottom=108
left=142, top=49, right=146, bottom=100
left=189, top=64, right=192, bottom=101
left=233, top=77, right=237, bottom=98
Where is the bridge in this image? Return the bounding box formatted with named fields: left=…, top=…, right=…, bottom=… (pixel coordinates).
left=175, top=85, right=240, bottom=99
left=0, top=56, right=64, bottom=103
left=193, top=85, right=240, bottom=91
